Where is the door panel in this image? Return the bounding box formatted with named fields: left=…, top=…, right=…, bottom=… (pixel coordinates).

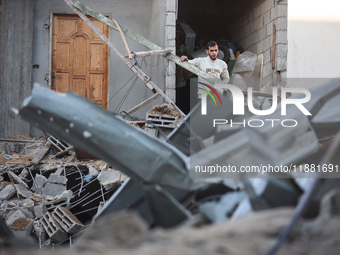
left=52, top=14, right=108, bottom=108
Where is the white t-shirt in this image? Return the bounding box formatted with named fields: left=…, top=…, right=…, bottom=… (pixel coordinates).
left=189, top=56, right=230, bottom=84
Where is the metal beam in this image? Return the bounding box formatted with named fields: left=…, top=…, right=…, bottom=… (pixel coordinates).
left=64, top=0, right=184, bottom=116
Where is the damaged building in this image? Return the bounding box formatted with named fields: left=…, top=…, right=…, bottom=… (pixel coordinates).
left=1, top=0, right=340, bottom=255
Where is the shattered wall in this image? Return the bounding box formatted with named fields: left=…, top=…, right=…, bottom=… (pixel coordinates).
left=0, top=0, right=34, bottom=138
left=229, top=0, right=287, bottom=88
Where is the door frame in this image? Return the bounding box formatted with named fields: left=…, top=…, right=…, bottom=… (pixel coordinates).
left=48, top=11, right=111, bottom=107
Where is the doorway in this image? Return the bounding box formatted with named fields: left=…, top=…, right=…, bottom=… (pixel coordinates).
left=51, top=14, right=109, bottom=108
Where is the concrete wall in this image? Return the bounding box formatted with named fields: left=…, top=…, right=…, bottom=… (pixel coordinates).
left=0, top=0, right=34, bottom=138
left=287, top=0, right=340, bottom=88
left=32, top=0, right=166, bottom=122
left=230, top=0, right=287, bottom=88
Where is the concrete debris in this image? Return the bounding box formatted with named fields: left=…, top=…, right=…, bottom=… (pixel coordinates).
left=47, top=173, right=68, bottom=185
left=0, top=184, right=16, bottom=200
left=0, top=135, right=128, bottom=247
left=32, top=174, right=48, bottom=192
left=41, top=212, right=68, bottom=243
left=33, top=205, right=47, bottom=219
left=8, top=171, right=29, bottom=189
left=52, top=206, right=84, bottom=235
left=1, top=76, right=340, bottom=255
left=97, top=169, right=126, bottom=191
left=6, top=210, right=26, bottom=226
left=10, top=217, right=34, bottom=236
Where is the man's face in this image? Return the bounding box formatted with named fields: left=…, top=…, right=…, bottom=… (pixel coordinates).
left=206, top=45, right=219, bottom=60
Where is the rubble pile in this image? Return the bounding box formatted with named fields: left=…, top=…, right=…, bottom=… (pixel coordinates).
left=0, top=135, right=127, bottom=247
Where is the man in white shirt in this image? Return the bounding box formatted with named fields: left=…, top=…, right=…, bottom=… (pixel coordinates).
left=180, top=40, right=230, bottom=85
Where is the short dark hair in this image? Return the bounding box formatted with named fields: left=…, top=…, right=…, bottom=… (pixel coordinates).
left=206, top=40, right=218, bottom=49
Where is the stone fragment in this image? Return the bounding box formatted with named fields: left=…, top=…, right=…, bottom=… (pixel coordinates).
left=47, top=173, right=67, bottom=185
left=87, top=165, right=99, bottom=176
left=34, top=205, right=48, bottom=219
left=20, top=198, right=35, bottom=208
left=33, top=220, right=47, bottom=243
left=20, top=208, right=34, bottom=219
left=6, top=209, right=26, bottom=226
left=14, top=184, right=33, bottom=199
left=0, top=184, right=16, bottom=200
left=32, top=174, right=48, bottom=192
left=97, top=169, right=124, bottom=191
left=42, top=183, right=66, bottom=198
left=19, top=168, right=29, bottom=179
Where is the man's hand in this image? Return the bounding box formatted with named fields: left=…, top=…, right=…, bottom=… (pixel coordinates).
left=180, top=56, right=189, bottom=62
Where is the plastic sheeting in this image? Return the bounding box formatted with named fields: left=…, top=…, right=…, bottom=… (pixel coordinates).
left=230, top=51, right=262, bottom=91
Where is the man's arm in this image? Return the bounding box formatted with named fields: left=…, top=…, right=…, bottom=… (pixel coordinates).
left=220, top=62, right=230, bottom=83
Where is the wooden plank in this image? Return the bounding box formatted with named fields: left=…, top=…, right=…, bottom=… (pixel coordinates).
left=64, top=0, right=185, bottom=116
left=74, top=1, right=273, bottom=98
left=126, top=92, right=161, bottom=114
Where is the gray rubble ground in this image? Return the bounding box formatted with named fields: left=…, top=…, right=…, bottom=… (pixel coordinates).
left=2, top=203, right=340, bottom=255
left=0, top=136, right=127, bottom=247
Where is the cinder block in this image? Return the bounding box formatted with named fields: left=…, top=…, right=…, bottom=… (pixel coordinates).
left=255, top=16, right=263, bottom=30
left=10, top=217, right=34, bottom=236
left=276, top=43, right=288, bottom=58
left=165, top=0, right=176, bottom=12
left=166, top=26, right=176, bottom=40
left=263, top=35, right=272, bottom=52
left=52, top=206, right=84, bottom=235
left=165, top=12, right=175, bottom=26
left=263, top=11, right=271, bottom=26
left=254, top=4, right=261, bottom=18
left=271, top=6, right=278, bottom=21
left=41, top=212, right=68, bottom=242
left=277, top=4, right=287, bottom=17
left=266, top=21, right=274, bottom=37
left=146, top=114, right=178, bottom=129
left=276, top=30, right=287, bottom=44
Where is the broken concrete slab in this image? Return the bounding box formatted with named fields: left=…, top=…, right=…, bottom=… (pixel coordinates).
left=97, top=169, right=124, bottom=191
left=20, top=208, right=34, bottom=219
left=8, top=171, right=29, bottom=189
left=32, top=174, right=47, bottom=193
left=14, top=184, right=34, bottom=199
left=33, top=205, right=47, bottom=219
left=19, top=198, right=34, bottom=208
left=31, top=141, right=52, bottom=165
left=47, top=173, right=67, bottom=185
left=41, top=183, right=66, bottom=198
left=0, top=184, right=16, bottom=200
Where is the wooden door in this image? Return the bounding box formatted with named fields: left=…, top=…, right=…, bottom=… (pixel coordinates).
left=52, top=14, right=109, bottom=108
